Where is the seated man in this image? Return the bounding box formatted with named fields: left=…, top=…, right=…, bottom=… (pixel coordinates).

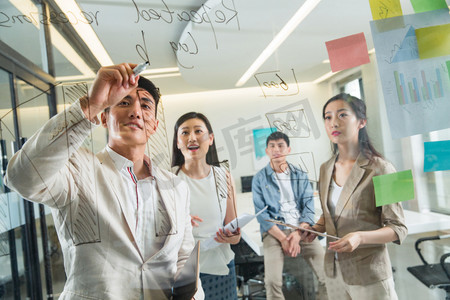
left=5, top=63, right=203, bottom=299
left=252, top=131, right=328, bottom=300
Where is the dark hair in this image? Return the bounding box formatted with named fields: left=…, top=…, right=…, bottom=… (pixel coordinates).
left=171, top=112, right=220, bottom=168
left=322, top=93, right=382, bottom=160
left=104, top=76, right=160, bottom=117
left=266, top=131, right=290, bottom=147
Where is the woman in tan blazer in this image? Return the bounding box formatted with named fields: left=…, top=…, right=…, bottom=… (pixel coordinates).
left=306, top=93, right=407, bottom=300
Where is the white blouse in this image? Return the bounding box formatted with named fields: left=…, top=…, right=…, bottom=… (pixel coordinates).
left=178, top=166, right=234, bottom=275
left=328, top=178, right=343, bottom=218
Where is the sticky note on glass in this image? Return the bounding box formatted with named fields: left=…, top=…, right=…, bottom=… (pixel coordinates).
left=424, top=140, right=450, bottom=172
left=410, top=0, right=448, bottom=13
left=416, top=24, right=450, bottom=59
left=325, top=33, right=371, bottom=73
left=369, top=0, right=403, bottom=20
left=253, top=128, right=276, bottom=159
left=373, top=170, right=414, bottom=207
left=446, top=60, right=450, bottom=81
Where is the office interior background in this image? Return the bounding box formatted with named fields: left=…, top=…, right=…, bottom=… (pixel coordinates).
left=1, top=0, right=450, bottom=299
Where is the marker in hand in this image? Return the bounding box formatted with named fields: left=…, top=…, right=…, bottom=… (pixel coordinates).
left=133, top=61, right=149, bottom=76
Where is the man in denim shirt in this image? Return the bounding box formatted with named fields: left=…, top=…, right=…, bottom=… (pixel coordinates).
left=252, top=132, right=328, bottom=300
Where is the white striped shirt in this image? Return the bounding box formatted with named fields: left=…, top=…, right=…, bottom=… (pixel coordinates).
left=106, top=146, right=164, bottom=260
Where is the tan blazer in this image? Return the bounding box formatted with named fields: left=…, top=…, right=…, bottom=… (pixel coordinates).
left=316, top=154, right=407, bottom=285
left=5, top=101, right=203, bottom=299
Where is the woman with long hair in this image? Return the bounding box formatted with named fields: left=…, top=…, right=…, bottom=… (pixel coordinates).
left=172, top=112, right=240, bottom=300
left=305, top=93, right=407, bottom=300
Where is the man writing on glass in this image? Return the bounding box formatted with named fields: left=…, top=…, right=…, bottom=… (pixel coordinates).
left=5, top=63, right=203, bottom=299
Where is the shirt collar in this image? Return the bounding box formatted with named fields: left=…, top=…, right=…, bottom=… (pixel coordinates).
left=265, top=163, right=275, bottom=176
left=106, top=145, right=134, bottom=172
left=265, top=162, right=295, bottom=177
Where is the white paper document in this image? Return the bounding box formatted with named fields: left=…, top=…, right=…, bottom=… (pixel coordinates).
left=201, top=206, right=268, bottom=251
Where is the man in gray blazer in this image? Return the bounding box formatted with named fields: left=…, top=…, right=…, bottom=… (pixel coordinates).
left=5, top=63, right=203, bottom=299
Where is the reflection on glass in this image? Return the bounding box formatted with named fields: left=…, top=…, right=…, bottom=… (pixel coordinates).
left=0, top=1, right=45, bottom=70
left=0, top=1, right=91, bottom=81
left=0, top=67, right=15, bottom=298
left=16, top=78, right=50, bottom=138
left=15, top=78, right=64, bottom=299
left=52, top=45, right=84, bottom=78
left=55, top=81, right=107, bottom=153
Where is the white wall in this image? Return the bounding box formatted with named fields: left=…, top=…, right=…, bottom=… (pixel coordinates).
left=159, top=56, right=440, bottom=213
left=162, top=83, right=331, bottom=192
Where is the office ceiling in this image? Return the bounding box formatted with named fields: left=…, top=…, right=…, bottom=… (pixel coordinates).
left=77, top=0, right=380, bottom=94
left=4, top=0, right=426, bottom=95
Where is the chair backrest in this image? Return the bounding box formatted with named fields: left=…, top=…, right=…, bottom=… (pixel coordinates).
left=240, top=176, right=253, bottom=193
left=231, top=239, right=260, bottom=263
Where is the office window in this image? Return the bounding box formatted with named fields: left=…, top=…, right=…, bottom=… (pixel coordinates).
left=337, top=75, right=364, bottom=100
left=412, top=129, right=450, bottom=214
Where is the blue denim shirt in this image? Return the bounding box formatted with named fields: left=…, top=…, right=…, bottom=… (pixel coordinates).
left=252, top=163, right=315, bottom=237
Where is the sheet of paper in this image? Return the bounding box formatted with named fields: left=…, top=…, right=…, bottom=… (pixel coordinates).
left=325, top=32, right=370, bottom=72
left=370, top=9, right=450, bottom=138
left=369, top=0, right=403, bottom=20
left=201, top=206, right=268, bottom=251
left=410, top=0, right=448, bottom=13
left=416, top=23, right=450, bottom=60
left=424, top=140, right=450, bottom=172
left=373, top=170, right=415, bottom=207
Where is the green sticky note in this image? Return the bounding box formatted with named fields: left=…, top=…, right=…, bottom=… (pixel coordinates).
left=416, top=24, right=450, bottom=59
left=373, top=170, right=414, bottom=207
left=446, top=60, right=450, bottom=81
left=410, top=0, right=448, bottom=13
left=369, top=0, right=403, bottom=20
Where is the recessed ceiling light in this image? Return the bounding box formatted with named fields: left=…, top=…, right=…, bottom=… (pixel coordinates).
left=235, top=0, right=322, bottom=87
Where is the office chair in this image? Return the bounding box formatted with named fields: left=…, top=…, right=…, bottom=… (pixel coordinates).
left=407, top=234, right=450, bottom=300
left=231, top=239, right=265, bottom=299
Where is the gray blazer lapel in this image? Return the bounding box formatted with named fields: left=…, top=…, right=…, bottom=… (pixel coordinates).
left=334, top=154, right=369, bottom=223
left=96, top=150, right=139, bottom=246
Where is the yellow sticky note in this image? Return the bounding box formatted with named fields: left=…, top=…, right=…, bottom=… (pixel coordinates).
left=416, top=24, right=450, bottom=59
left=369, top=0, right=403, bottom=20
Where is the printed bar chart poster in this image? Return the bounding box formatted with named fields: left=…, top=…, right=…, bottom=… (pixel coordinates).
left=370, top=9, right=450, bottom=139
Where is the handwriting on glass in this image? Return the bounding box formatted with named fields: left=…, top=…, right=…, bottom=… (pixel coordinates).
left=266, top=109, right=311, bottom=138
left=0, top=9, right=100, bottom=28
left=254, top=69, right=300, bottom=98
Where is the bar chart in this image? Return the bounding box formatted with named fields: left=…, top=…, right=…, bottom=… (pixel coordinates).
left=393, top=63, right=448, bottom=105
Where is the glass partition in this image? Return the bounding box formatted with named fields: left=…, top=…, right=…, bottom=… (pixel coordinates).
left=0, top=1, right=46, bottom=70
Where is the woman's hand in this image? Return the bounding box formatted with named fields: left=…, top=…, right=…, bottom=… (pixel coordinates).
left=328, top=232, right=362, bottom=253
left=298, top=223, right=317, bottom=243
left=190, top=215, right=203, bottom=227
left=214, top=228, right=241, bottom=245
